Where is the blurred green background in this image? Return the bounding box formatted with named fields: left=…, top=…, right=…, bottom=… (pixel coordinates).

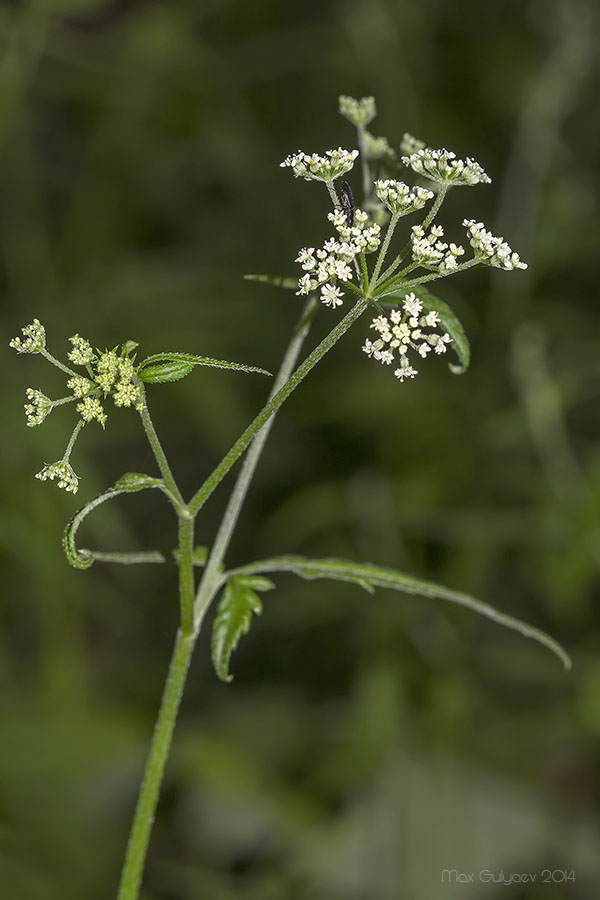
left=2, top=0, right=599, bottom=898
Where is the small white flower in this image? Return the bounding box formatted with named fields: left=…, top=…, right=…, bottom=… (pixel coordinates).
left=403, top=292, right=422, bottom=317
left=395, top=358, right=419, bottom=382
left=35, top=459, right=79, bottom=494
left=296, top=274, right=315, bottom=295
left=24, top=389, right=53, bottom=427
left=338, top=95, right=376, bottom=129
left=320, top=283, right=344, bottom=308
left=296, top=248, right=316, bottom=270
left=375, top=180, right=434, bottom=217
left=463, top=219, right=527, bottom=270
left=363, top=293, right=452, bottom=384
left=402, top=147, right=491, bottom=186
left=9, top=319, right=46, bottom=354
left=280, top=148, right=359, bottom=183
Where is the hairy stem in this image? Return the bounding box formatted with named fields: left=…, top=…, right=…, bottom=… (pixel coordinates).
left=139, top=395, right=184, bottom=508
left=370, top=212, right=399, bottom=288
left=116, top=629, right=196, bottom=900
left=193, top=297, right=318, bottom=626
left=178, top=513, right=196, bottom=634
left=188, top=297, right=368, bottom=519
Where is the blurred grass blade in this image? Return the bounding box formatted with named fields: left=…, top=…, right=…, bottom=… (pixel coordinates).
left=244, top=273, right=298, bottom=290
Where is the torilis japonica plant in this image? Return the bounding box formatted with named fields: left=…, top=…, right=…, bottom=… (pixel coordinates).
left=10, top=95, right=570, bottom=900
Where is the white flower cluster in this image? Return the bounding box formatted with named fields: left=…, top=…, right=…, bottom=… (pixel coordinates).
left=296, top=208, right=381, bottom=307
left=24, top=389, right=53, bottom=427
left=35, top=460, right=79, bottom=494
left=338, top=95, right=376, bottom=129
left=463, top=219, right=527, bottom=270
left=375, top=180, right=434, bottom=217
left=411, top=224, right=465, bottom=272
left=9, top=319, right=46, bottom=354
left=402, top=148, right=491, bottom=186
left=280, top=148, right=359, bottom=183
left=362, top=293, right=452, bottom=382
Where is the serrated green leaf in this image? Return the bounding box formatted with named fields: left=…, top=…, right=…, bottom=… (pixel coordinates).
left=382, top=288, right=470, bottom=374
left=211, top=579, right=263, bottom=682
left=138, top=360, right=195, bottom=383
left=228, top=556, right=571, bottom=670
left=244, top=274, right=298, bottom=291
left=137, top=351, right=271, bottom=383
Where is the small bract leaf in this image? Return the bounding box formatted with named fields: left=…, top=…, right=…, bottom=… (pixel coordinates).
left=137, top=352, right=271, bottom=383
left=113, top=472, right=165, bottom=492
left=211, top=578, right=264, bottom=682
left=63, top=474, right=168, bottom=569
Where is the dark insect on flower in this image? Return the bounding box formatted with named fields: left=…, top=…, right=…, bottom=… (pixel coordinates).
left=339, top=180, right=355, bottom=226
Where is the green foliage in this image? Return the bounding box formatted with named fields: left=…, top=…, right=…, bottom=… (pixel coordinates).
left=137, top=351, right=271, bottom=383
left=231, top=556, right=570, bottom=669
left=211, top=575, right=274, bottom=682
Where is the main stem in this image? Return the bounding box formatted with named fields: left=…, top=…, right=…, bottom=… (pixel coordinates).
left=117, top=293, right=364, bottom=900
left=116, top=629, right=196, bottom=900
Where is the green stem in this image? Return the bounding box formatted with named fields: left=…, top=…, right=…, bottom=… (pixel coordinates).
left=138, top=395, right=184, bottom=509
left=116, top=629, right=196, bottom=900
left=370, top=213, right=399, bottom=288
left=373, top=262, right=418, bottom=297
left=373, top=186, right=450, bottom=292
left=41, top=348, right=79, bottom=378
left=188, top=297, right=368, bottom=519
left=193, top=297, right=318, bottom=627
left=421, top=183, right=448, bottom=231
left=178, top=514, right=196, bottom=634
left=63, top=419, right=84, bottom=461
left=374, top=258, right=480, bottom=299
left=325, top=180, right=340, bottom=208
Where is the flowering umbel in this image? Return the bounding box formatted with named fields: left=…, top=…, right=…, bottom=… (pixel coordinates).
left=280, top=148, right=359, bottom=183
left=10, top=320, right=144, bottom=492
left=362, top=293, right=452, bottom=382
left=279, top=95, right=529, bottom=386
